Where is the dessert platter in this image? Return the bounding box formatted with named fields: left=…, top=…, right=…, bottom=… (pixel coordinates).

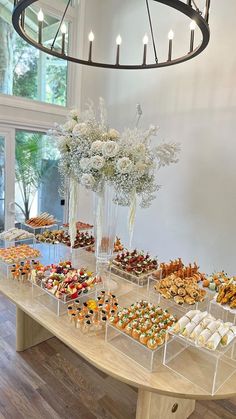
left=30, top=261, right=102, bottom=302
left=67, top=290, right=119, bottom=333
left=25, top=212, right=58, bottom=228
left=0, top=245, right=41, bottom=265
left=36, top=229, right=95, bottom=249
left=111, top=249, right=159, bottom=286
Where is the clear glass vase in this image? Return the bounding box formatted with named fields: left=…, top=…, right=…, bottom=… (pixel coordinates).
left=94, top=182, right=118, bottom=281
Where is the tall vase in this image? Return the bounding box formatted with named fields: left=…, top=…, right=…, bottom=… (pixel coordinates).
left=94, top=182, right=118, bottom=284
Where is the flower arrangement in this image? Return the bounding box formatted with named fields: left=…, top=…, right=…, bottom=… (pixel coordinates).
left=52, top=99, right=180, bottom=210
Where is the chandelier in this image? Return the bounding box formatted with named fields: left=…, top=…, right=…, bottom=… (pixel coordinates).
left=12, top=0, right=211, bottom=70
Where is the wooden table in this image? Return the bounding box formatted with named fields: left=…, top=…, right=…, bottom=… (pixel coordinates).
left=0, top=278, right=235, bottom=419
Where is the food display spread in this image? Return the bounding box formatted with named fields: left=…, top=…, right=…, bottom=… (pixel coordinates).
left=67, top=291, right=119, bottom=332
left=172, top=309, right=236, bottom=350
left=31, top=261, right=101, bottom=301
left=0, top=245, right=41, bottom=264
left=36, top=229, right=95, bottom=248
left=111, top=250, right=158, bottom=285
left=0, top=228, right=35, bottom=241
left=26, top=212, right=57, bottom=227
left=215, top=281, right=236, bottom=310
left=109, top=300, right=177, bottom=350
left=154, top=272, right=207, bottom=305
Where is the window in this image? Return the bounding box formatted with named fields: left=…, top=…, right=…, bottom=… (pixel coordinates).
left=0, top=137, right=4, bottom=232
left=0, top=0, right=68, bottom=106
left=15, top=130, right=63, bottom=223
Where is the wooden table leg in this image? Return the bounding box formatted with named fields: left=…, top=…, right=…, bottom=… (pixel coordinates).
left=16, top=307, right=53, bottom=352
left=136, top=389, right=196, bottom=419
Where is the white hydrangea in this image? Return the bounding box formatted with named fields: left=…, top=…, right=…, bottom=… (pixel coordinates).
left=81, top=173, right=95, bottom=189
left=108, top=129, right=120, bottom=140
left=69, top=109, right=79, bottom=120
left=64, top=119, right=77, bottom=132
left=73, top=122, right=87, bottom=136
left=135, top=143, right=146, bottom=156
left=117, top=157, right=133, bottom=174
left=102, top=141, right=119, bottom=158
left=80, top=157, right=91, bottom=171
left=90, top=155, right=105, bottom=170
left=135, top=161, right=147, bottom=176
left=91, top=140, right=103, bottom=154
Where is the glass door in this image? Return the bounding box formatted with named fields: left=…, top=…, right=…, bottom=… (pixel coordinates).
left=0, top=129, right=15, bottom=232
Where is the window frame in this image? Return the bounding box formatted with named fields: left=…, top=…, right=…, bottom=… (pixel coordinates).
left=0, top=0, right=82, bottom=112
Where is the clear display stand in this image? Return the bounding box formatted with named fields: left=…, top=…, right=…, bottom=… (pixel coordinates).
left=106, top=322, right=164, bottom=372
left=209, top=299, right=236, bottom=324
left=0, top=237, right=36, bottom=249
left=31, top=279, right=102, bottom=316
left=163, top=331, right=236, bottom=395
left=110, top=264, right=162, bottom=287
left=0, top=257, right=41, bottom=279
left=148, top=276, right=212, bottom=316
left=21, top=223, right=59, bottom=235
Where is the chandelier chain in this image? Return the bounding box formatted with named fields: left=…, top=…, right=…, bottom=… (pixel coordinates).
left=145, top=0, right=158, bottom=63
left=51, top=0, right=71, bottom=51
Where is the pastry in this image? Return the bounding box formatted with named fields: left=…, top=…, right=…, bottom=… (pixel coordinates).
left=173, top=311, right=236, bottom=350
left=147, top=338, right=158, bottom=350
left=0, top=245, right=40, bottom=264
left=110, top=300, right=177, bottom=350
left=154, top=272, right=207, bottom=306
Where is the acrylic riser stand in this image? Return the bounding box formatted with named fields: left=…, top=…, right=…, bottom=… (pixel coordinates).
left=110, top=264, right=162, bottom=287
left=163, top=331, right=236, bottom=395
left=106, top=322, right=164, bottom=372
left=0, top=237, right=36, bottom=249
left=209, top=299, right=236, bottom=324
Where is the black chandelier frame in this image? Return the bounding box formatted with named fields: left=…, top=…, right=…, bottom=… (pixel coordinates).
left=12, top=0, right=211, bottom=70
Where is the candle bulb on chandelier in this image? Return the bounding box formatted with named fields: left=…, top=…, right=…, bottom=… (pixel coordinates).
left=116, top=35, right=122, bottom=66
left=168, top=30, right=174, bottom=61
left=142, top=34, right=148, bottom=66
left=61, top=23, right=67, bottom=55
left=88, top=31, right=94, bottom=61
left=37, top=9, right=44, bottom=44
left=189, top=20, right=196, bottom=53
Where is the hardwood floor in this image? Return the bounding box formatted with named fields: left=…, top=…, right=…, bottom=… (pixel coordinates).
left=0, top=293, right=235, bottom=419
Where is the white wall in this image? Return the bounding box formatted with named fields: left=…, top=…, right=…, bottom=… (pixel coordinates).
left=78, top=0, right=236, bottom=275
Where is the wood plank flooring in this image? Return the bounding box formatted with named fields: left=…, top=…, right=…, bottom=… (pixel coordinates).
left=0, top=293, right=235, bottom=419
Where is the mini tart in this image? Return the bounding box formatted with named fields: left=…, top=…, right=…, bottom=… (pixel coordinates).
left=147, top=338, right=158, bottom=350
left=154, top=334, right=165, bottom=346
left=139, top=333, right=149, bottom=345
left=116, top=319, right=125, bottom=329
left=132, top=328, right=142, bottom=340
left=122, top=315, right=130, bottom=325
left=109, top=316, right=119, bottom=325
left=124, top=323, right=133, bottom=335
left=130, top=319, right=139, bottom=328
